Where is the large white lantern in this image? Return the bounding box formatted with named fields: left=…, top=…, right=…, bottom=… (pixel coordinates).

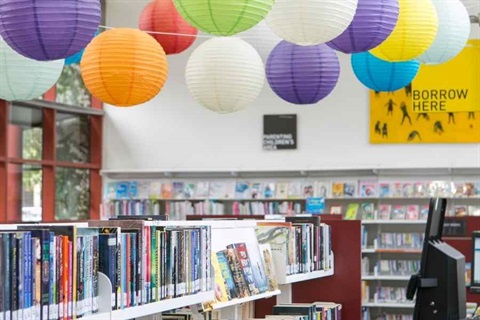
left=237, top=21, right=282, bottom=61
left=185, top=37, right=265, bottom=114
left=418, top=0, right=470, bottom=65
left=265, top=0, right=359, bottom=46
left=0, top=37, right=64, bottom=101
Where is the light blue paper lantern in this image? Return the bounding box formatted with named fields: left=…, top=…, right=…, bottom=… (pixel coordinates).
left=0, top=37, right=64, bottom=101
left=65, top=30, right=100, bottom=65
left=351, top=52, right=420, bottom=92
left=418, top=0, right=470, bottom=65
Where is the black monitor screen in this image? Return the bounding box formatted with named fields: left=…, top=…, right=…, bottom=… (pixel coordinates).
left=425, top=198, right=447, bottom=240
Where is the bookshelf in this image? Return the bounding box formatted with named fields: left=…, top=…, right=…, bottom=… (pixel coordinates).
left=362, top=275, right=410, bottom=281
left=362, top=302, right=415, bottom=308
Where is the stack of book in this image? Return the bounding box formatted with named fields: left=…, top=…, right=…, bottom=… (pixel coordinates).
left=0, top=225, right=100, bottom=320
left=255, top=218, right=333, bottom=277
left=88, top=220, right=212, bottom=310
left=247, top=302, right=342, bottom=320
left=376, top=233, right=424, bottom=250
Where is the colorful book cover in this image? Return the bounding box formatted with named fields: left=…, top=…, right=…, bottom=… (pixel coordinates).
left=359, top=181, right=377, bottom=198
left=250, top=182, right=264, bottom=199
left=360, top=203, right=375, bottom=220
left=331, top=183, right=344, bottom=198
left=195, top=181, right=209, bottom=199
left=183, top=183, right=196, bottom=199
left=343, top=182, right=356, bottom=198
left=378, top=205, right=392, bottom=220
left=474, top=182, right=480, bottom=197
left=211, top=252, right=229, bottom=303
left=288, top=182, right=302, bottom=199
left=273, top=304, right=316, bottom=320
left=402, top=183, right=414, bottom=198
left=345, top=203, right=360, bottom=220
left=454, top=182, right=465, bottom=197
left=149, top=182, right=161, bottom=199
left=420, top=205, right=429, bottom=220
left=258, top=244, right=278, bottom=292
left=329, top=205, right=342, bottom=215
left=115, top=182, right=129, bottom=199
left=216, top=251, right=238, bottom=300
left=465, top=263, right=472, bottom=287
left=302, top=182, right=315, bottom=198
left=464, top=183, right=475, bottom=197
left=454, top=206, right=468, bottom=217
left=160, top=183, right=172, bottom=199
left=235, top=181, right=251, bottom=199
left=276, top=183, right=289, bottom=199
left=468, top=206, right=480, bottom=216
left=391, top=183, right=403, bottom=197
left=137, top=181, right=150, bottom=199
left=256, top=223, right=292, bottom=275
left=172, top=182, right=185, bottom=199
left=392, top=205, right=407, bottom=220
left=379, top=183, right=390, bottom=198
left=413, top=182, right=426, bottom=197
left=229, top=243, right=259, bottom=295
left=264, top=183, right=276, bottom=199
left=224, top=248, right=250, bottom=298
left=315, top=181, right=331, bottom=198
left=128, top=181, right=138, bottom=199
left=209, top=181, right=228, bottom=199
left=245, top=244, right=269, bottom=294
left=406, top=205, right=420, bottom=220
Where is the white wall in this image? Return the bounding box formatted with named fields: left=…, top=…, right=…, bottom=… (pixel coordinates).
left=103, top=0, right=480, bottom=172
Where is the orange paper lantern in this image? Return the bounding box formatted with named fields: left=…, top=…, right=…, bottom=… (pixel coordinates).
left=81, top=28, right=168, bottom=107
left=139, top=0, right=198, bottom=55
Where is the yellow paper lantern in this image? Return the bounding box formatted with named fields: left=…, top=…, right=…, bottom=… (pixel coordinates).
left=370, top=0, right=438, bottom=62
left=81, top=28, right=168, bottom=107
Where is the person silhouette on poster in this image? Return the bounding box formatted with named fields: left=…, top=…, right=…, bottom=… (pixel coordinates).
left=407, top=130, right=422, bottom=141
left=416, top=113, right=430, bottom=121
left=468, top=112, right=475, bottom=120
left=385, top=99, right=396, bottom=116
left=382, top=123, right=388, bottom=138
left=375, top=121, right=381, bottom=135
left=404, top=83, right=412, bottom=97
left=434, top=121, right=445, bottom=134
left=400, top=102, right=412, bottom=125
left=448, top=112, right=456, bottom=124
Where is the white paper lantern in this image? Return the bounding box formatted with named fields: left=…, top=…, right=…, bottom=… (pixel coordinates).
left=0, top=37, right=64, bottom=101
left=185, top=37, right=265, bottom=114
left=265, top=0, right=359, bottom=46
left=418, top=0, right=470, bottom=65
left=237, top=21, right=282, bottom=61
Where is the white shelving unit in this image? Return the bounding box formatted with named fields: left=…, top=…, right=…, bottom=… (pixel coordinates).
left=363, top=302, right=415, bottom=309
left=212, top=290, right=281, bottom=310
left=362, top=220, right=427, bottom=225
left=362, top=275, right=410, bottom=281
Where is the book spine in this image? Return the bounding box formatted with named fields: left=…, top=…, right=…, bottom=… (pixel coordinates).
left=125, top=233, right=130, bottom=308
left=140, top=227, right=146, bottom=305
left=0, top=235, right=4, bottom=320
left=57, top=237, right=63, bottom=320
left=26, top=233, right=33, bottom=320
left=76, top=237, right=83, bottom=319
left=92, top=235, right=99, bottom=314
left=200, top=228, right=206, bottom=293
left=151, top=227, right=157, bottom=302
left=130, top=233, right=137, bottom=306
left=33, top=237, right=41, bottom=320
left=145, top=226, right=150, bottom=304
left=68, top=241, right=73, bottom=320
left=18, top=234, right=24, bottom=320
left=115, top=231, right=121, bottom=310
left=11, top=234, right=18, bottom=320
left=107, top=236, right=116, bottom=310
left=120, top=234, right=126, bottom=309
left=61, top=237, right=68, bottom=320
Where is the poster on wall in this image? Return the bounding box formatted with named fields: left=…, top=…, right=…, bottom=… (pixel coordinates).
left=263, top=114, right=297, bottom=150
left=370, top=39, right=480, bottom=144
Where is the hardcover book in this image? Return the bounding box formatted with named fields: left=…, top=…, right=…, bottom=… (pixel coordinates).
left=315, top=181, right=331, bottom=198
left=228, top=243, right=259, bottom=295
left=359, top=181, right=377, bottom=198
left=331, top=183, right=344, bottom=198
left=378, top=205, right=392, bottom=220
left=250, top=182, right=264, bottom=199
left=276, top=183, right=289, bottom=199
left=264, top=183, right=276, bottom=199
left=210, top=252, right=229, bottom=303
left=235, top=181, right=251, bottom=199
left=343, top=182, right=356, bottom=198
left=216, top=251, right=238, bottom=300
left=379, top=183, right=390, bottom=198
left=345, top=203, right=359, bottom=220
left=246, top=244, right=269, bottom=294
left=258, top=244, right=278, bottom=292
left=224, top=248, right=250, bottom=298
left=392, top=206, right=407, bottom=220
left=406, top=205, right=419, bottom=220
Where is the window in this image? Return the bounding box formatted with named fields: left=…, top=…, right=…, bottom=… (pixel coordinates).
left=0, top=70, right=103, bottom=222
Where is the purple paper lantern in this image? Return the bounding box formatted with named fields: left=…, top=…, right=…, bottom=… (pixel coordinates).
left=326, top=0, right=399, bottom=54
left=0, top=0, right=101, bottom=61
left=266, top=41, right=340, bottom=105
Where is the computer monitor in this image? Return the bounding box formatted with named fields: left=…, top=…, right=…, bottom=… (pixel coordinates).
left=407, top=198, right=467, bottom=320
left=471, top=231, right=480, bottom=294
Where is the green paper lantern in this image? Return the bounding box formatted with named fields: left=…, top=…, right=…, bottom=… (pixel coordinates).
left=173, top=0, right=275, bottom=36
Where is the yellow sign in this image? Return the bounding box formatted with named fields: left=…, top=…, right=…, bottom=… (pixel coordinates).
left=411, top=39, right=480, bottom=113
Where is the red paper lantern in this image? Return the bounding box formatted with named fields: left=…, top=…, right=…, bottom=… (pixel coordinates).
left=139, top=0, right=198, bottom=55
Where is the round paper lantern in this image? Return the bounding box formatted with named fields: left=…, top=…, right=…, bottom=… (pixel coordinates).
left=265, top=0, right=359, bottom=46
left=0, top=37, right=64, bottom=101
left=351, top=51, right=420, bottom=92
left=418, top=0, right=470, bottom=65
left=266, top=41, right=340, bottom=105
left=185, top=37, right=265, bottom=113
left=139, top=0, right=198, bottom=55
left=0, top=0, right=101, bottom=61
left=81, top=28, right=168, bottom=107
left=327, top=0, right=399, bottom=54
left=173, top=0, right=275, bottom=36
left=369, top=0, right=438, bottom=62
left=65, top=31, right=100, bottom=65
left=237, top=21, right=282, bottom=61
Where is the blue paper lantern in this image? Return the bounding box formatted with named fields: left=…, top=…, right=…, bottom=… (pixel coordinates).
left=351, top=52, right=420, bottom=92
left=65, top=31, right=100, bottom=65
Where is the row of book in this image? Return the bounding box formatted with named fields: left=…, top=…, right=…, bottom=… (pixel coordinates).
left=249, top=303, right=342, bottom=320
left=106, top=179, right=480, bottom=201
left=362, top=258, right=420, bottom=277
left=374, top=287, right=408, bottom=304
left=88, top=220, right=212, bottom=310
left=362, top=309, right=412, bottom=320
left=0, top=226, right=100, bottom=320
left=376, top=233, right=425, bottom=250
left=256, top=217, right=333, bottom=276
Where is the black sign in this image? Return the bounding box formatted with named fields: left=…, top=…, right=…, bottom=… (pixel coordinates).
left=443, top=217, right=467, bottom=237
left=263, top=114, right=297, bottom=150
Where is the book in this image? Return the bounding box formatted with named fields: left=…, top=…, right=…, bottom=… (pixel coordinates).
left=210, top=252, right=229, bottom=303
left=276, top=183, right=289, bottom=199
left=402, top=183, right=414, bottom=197
left=468, top=206, right=480, bottom=216
left=235, top=181, right=251, bottom=199
left=343, top=182, right=356, bottom=198
left=454, top=206, right=468, bottom=217
left=331, top=183, right=344, bottom=198
left=378, top=205, right=392, bottom=220
left=288, top=182, right=302, bottom=199
left=406, top=205, right=419, bottom=220
left=359, top=181, right=377, bottom=198
left=315, top=181, right=331, bottom=198
left=413, top=182, right=426, bottom=197
left=161, top=183, right=173, bottom=199
left=258, top=244, right=278, bottom=292
left=228, top=243, right=259, bottom=295
left=345, top=203, right=360, bottom=220
left=224, top=248, right=250, bottom=298
left=149, top=181, right=162, bottom=199
left=195, top=181, right=210, bottom=199
left=216, top=251, right=238, bottom=300
left=172, top=182, right=185, bottom=199
left=250, top=182, right=264, bottom=199
left=273, top=303, right=316, bottom=320
left=420, top=205, right=429, bottom=220
left=183, top=183, right=196, bottom=199
left=379, top=183, right=390, bottom=198
left=391, top=206, right=407, bottom=220
left=256, top=222, right=292, bottom=275
left=391, top=183, right=403, bottom=197
left=302, top=182, right=315, bottom=198
left=264, top=183, right=276, bottom=199
left=360, top=203, right=375, bottom=220
left=245, top=244, right=269, bottom=294
left=329, top=205, right=342, bottom=215
left=137, top=181, right=150, bottom=199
